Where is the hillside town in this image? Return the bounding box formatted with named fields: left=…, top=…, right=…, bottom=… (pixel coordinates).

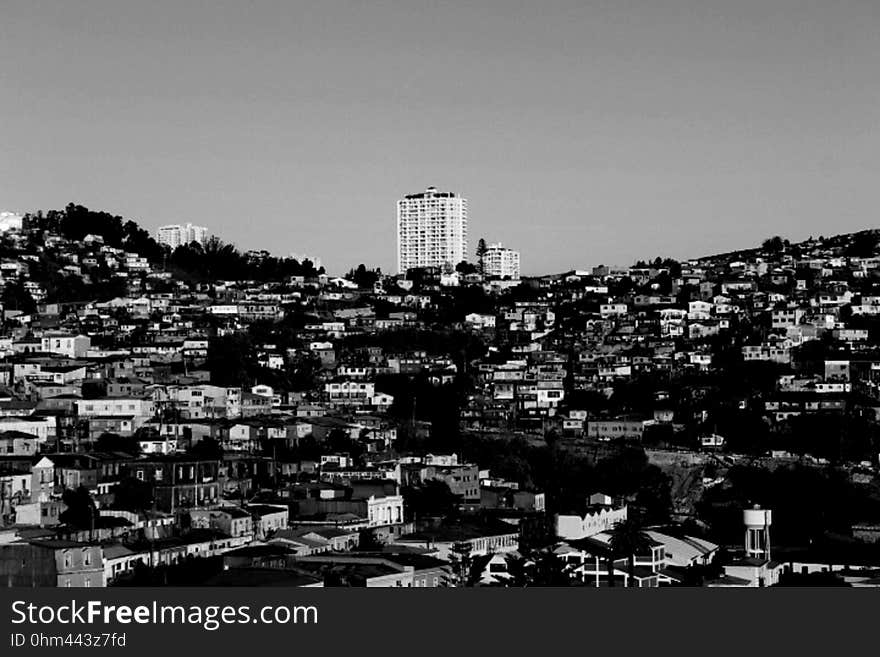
left=2, top=203, right=880, bottom=588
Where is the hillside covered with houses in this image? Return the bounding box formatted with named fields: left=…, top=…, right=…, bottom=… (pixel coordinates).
left=3, top=205, right=880, bottom=587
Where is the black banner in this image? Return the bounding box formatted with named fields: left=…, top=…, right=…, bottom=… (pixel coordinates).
left=0, top=588, right=868, bottom=654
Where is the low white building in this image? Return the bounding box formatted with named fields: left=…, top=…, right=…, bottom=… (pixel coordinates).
left=556, top=494, right=628, bottom=541
left=367, top=494, right=404, bottom=527
left=76, top=397, right=155, bottom=419
left=40, top=334, right=91, bottom=358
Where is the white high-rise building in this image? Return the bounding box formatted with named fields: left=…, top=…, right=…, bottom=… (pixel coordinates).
left=484, top=242, right=520, bottom=280
left=397, top=186, right=467, bottom=274
left=0, top=212, right=24, bottom=232
left=156, top=223, right=208, bottom=249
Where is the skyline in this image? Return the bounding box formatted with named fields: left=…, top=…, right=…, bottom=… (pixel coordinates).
left=2, top=1, right=880, bottom=275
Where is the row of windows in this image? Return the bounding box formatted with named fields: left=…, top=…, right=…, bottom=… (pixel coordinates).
left=81, top=403, right=141, bottom=411
left=469, top=535, right=517, bottom=552
left=63, top=577, right=93, bottom=587
left=62, top=549, right=93, bottom=568
left=413, top=576, right=441, bottom=587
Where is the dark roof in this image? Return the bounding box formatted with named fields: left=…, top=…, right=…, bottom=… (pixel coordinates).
left=202, top=568, right=321, bottom=587
left=246, top=504, right=288, bottom=516
left=658, top=565, right=689, bottom=581
left=28, top=539, right=95, bottom=549
left=341, top=551, right=448, bottom=571
left=706, top=575, right=753, bottom=587
left=727, top=557, right=771, bottom=568
left=305, top=527, right=358, bottom=539
left=220, top=507, right=252, bottom=519
left=224, top=544, right=295, bottom=558
left=0, top=430, right=40, bottom=440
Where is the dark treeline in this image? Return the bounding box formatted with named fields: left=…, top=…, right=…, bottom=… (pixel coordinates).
left=345, top=264, right=382, bottom=288
left=167, top=239, right=322, bottom=282
left=21, top=203, right=323, bottom=286
left=461, top=438, right=673, bottom=524
left=25, top=204, right=165, bottom=261
left=698, top=464, right=880, bottom=546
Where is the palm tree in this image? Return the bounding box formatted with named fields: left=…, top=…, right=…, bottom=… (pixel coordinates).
left=529, top=547, right=575, bottom=586
left=605, top=542, right=618, bottom=587
left=608, top=517, right=652, bottom=588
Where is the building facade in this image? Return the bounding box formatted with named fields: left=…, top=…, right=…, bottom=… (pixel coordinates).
left=483, top=243, right=520, bottom=279
left=397, top=186, right=467, bottom=273
left=0, top=541, right=105, bottom=587
left=0, top=212, right=24, bottom=232
left=156, top=223, right=208, bottom=249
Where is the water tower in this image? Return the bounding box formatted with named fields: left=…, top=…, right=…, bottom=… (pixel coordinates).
left=743, top=504, right=772, bottom=560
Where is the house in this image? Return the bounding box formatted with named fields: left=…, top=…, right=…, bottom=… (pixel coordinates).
left=0, top=416, right=56, bottom=443
left=15, top=499, right=65, bottom=527
left=245, top=504, right=289, bottom=538
left=711, top=557, right=782, bottom=588
left=190, top=506, right=254, bottom=539
left=0, top=539, right=104, bottom=587
left=643, top=531, right=719, bottom=569
left=40, top=334, right=91, bottom=359
left=481, top=486, right=546, bottom=513
left=554, top=531, right=665, bottom=587
left=586, top=417, right=649, bottom=442
left=125, top=456, right=220, bottom=513
left=556, top=494, right=628, bottom=541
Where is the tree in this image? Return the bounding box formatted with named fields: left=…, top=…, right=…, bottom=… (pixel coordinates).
left=188, top=435, right=223, bottom=458
left=525, top=548, right=573, bottom=586
left=113, top=477, right=154, bottom=512
left=346, top=264, right=381, bottom=289
left=60, top=486, right=97, bottom=531
left=762, top=236, right=785, bottom=254
left=401, top=480, right=459, bottom=520
left=326, top=428, right=356, bottom=455
left=1, top=281, right=36, bottom=314
left=633, top=465, right=673, bottom=524
left=357, top=528, right=383, bottom=551
left=96, top=432, right=141, bottom=455
left=845, top=232, right=878, bottom=258
left=207, top=334, right=255, bottom=387
left=475, top=238, right=488, bottom=276
left=608, top=517, right=651, bottom=587
left=505, top=553, right=531, bottom=587
left=455, top=260, right=478, bottom=276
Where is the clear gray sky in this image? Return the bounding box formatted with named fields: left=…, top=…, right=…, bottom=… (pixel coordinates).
left=2, top=1, right=879, bottom=275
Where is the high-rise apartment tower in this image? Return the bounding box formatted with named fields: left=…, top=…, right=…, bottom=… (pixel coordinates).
left=397, top=186, right=467, bottom=274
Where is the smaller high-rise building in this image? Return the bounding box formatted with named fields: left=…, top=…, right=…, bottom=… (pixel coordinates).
left=0, top=212, right=24, bottom=232
left=156, top=223, right=208, bottom=249
left=483, top=243, right=520, bottom=280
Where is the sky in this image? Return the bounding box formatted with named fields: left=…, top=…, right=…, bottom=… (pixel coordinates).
left=2, top=0, right=879, bottom=275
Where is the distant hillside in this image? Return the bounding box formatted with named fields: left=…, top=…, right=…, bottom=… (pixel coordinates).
left=693, top=228, right=880, bottom=266
left=18, top=203, right=324, bottom=282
